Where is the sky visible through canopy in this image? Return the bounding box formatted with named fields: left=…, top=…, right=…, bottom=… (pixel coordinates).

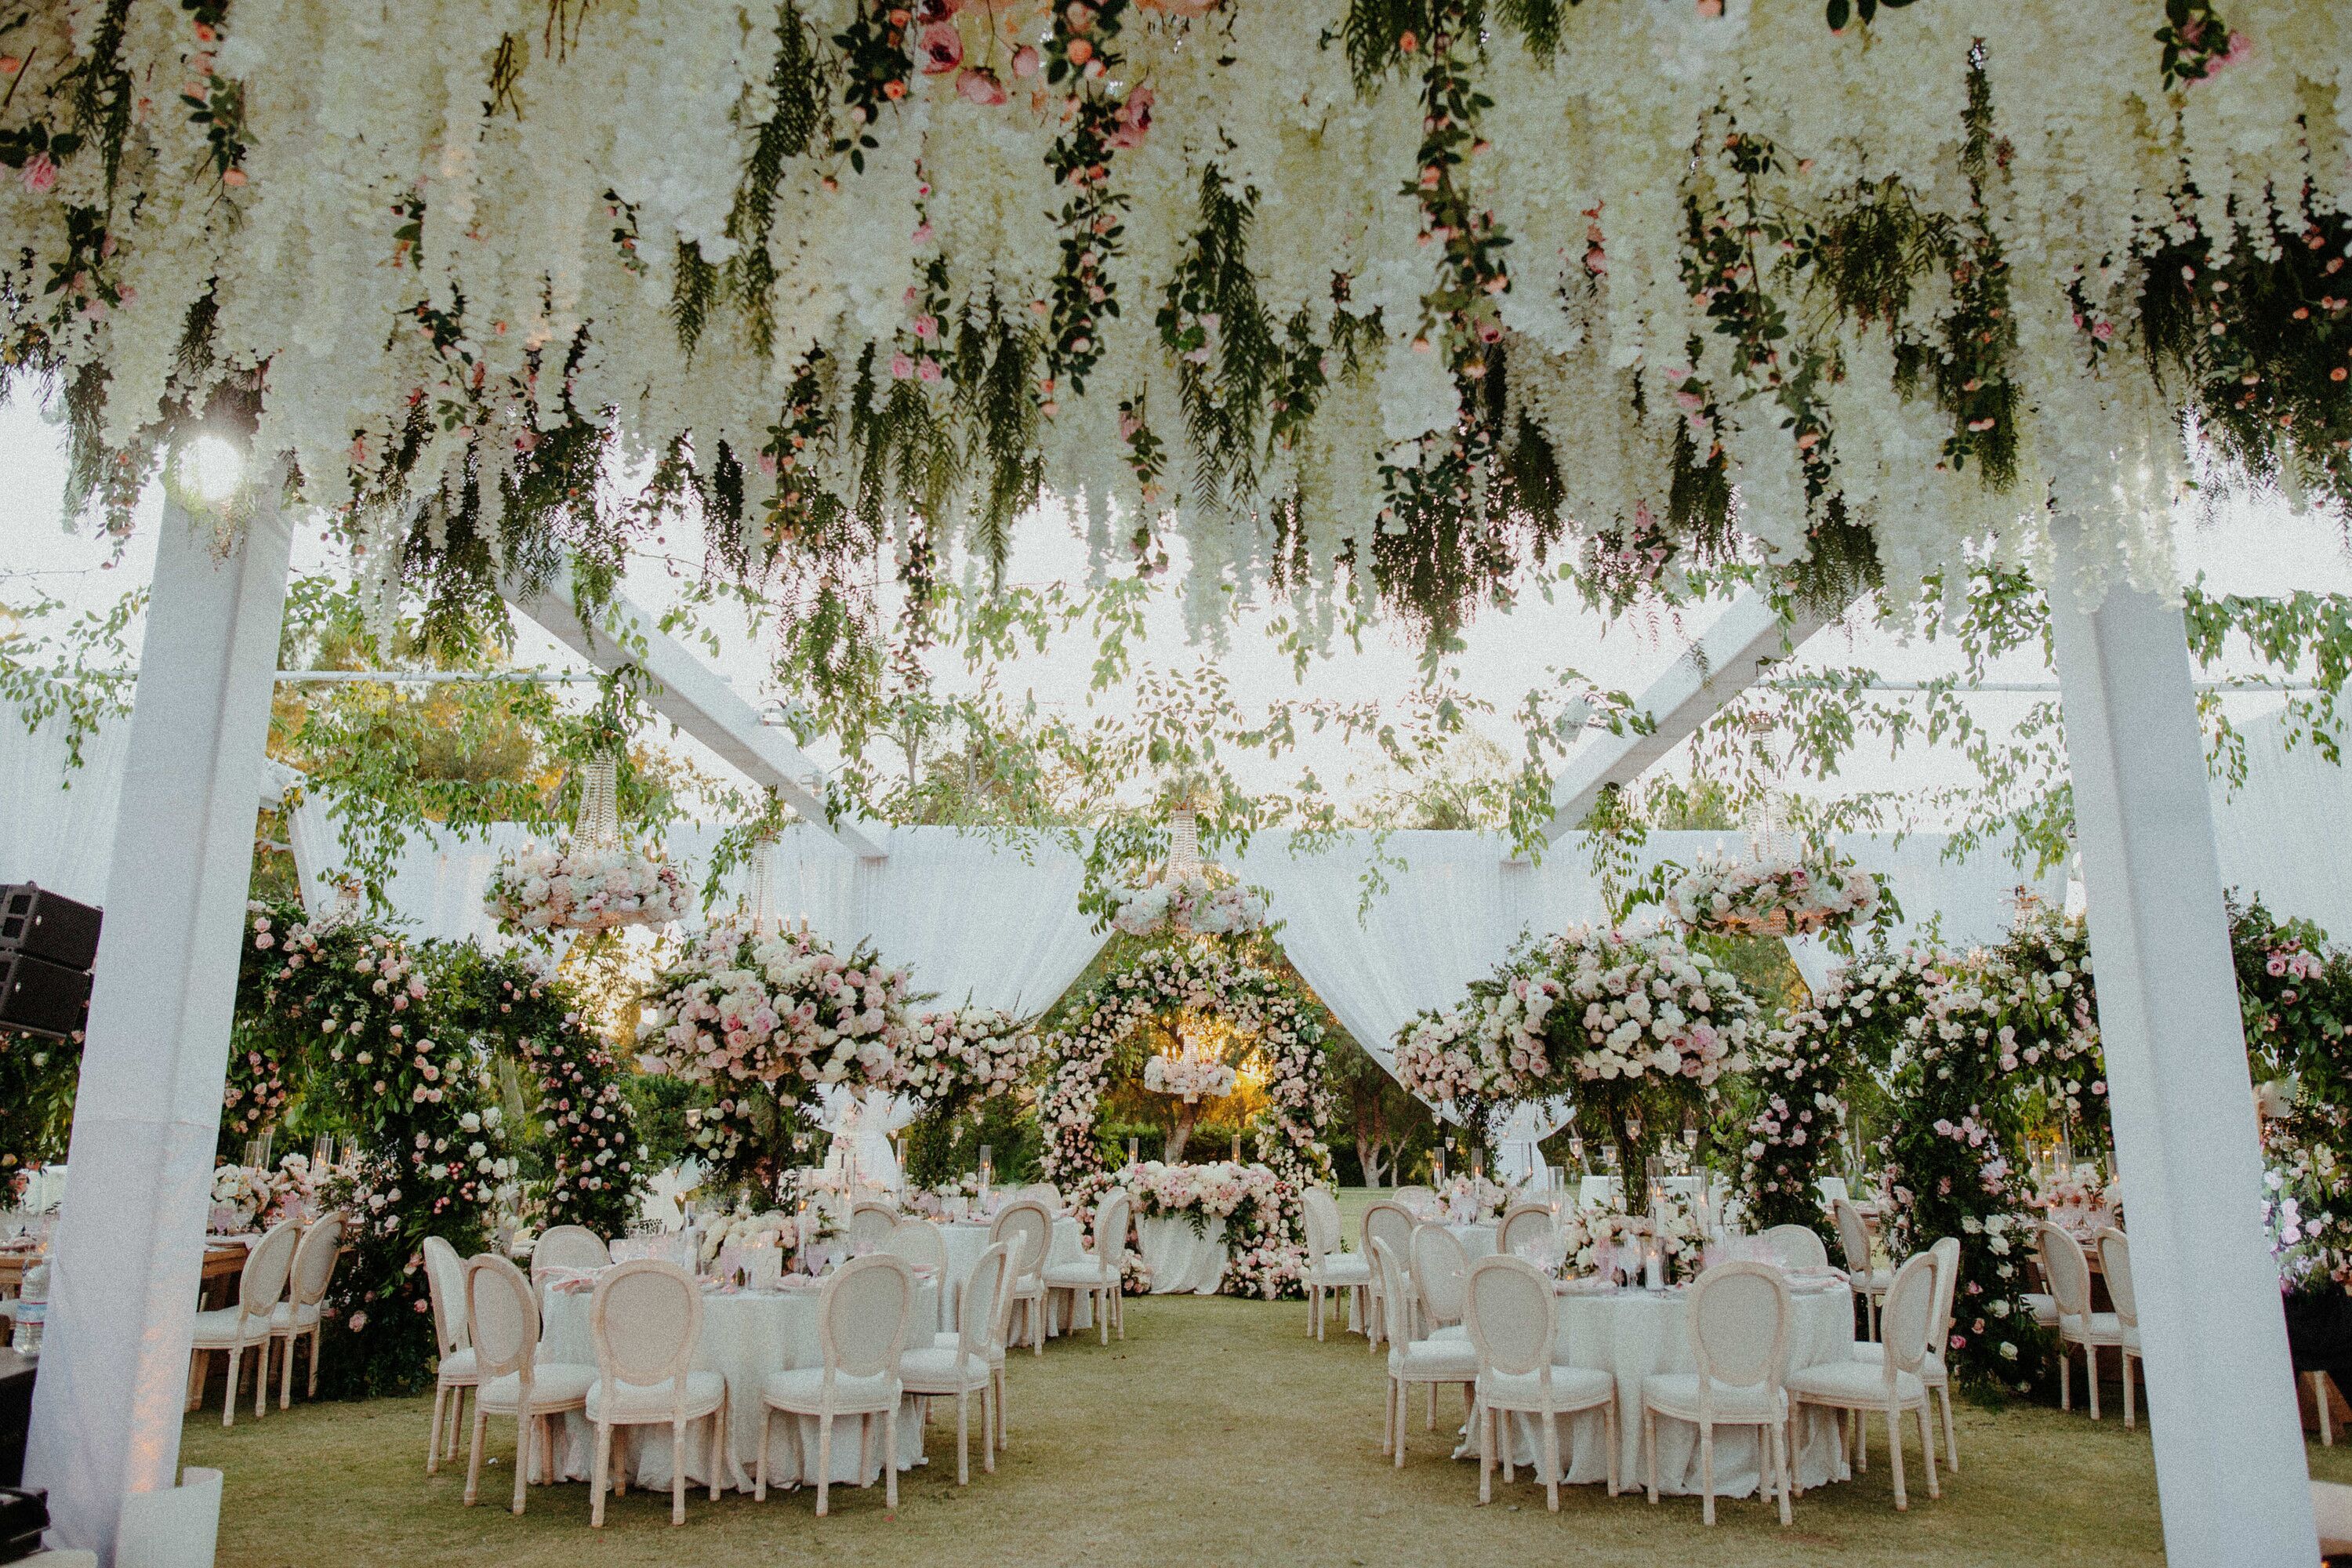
left=4, top=395, right=2348, bottom=832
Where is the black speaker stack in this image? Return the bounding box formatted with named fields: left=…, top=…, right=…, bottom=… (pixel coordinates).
left=0, top=884, right=102, bottom=1041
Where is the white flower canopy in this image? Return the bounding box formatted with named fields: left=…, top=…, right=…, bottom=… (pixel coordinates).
left=5, top=0, right=2347, bottom=648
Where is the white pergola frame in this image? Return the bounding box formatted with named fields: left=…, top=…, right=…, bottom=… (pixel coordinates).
left=22, top=500, right=2321, bottom=1560
left=499, top=561, right=886, bottom=861
left=1515, top=591, right=1834, bottom=856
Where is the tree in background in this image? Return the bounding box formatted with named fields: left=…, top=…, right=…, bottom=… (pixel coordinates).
left=1323, top=1033, right=1430, bottom=1187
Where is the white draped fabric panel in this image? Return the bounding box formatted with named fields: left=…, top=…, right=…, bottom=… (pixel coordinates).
left=1231, top=828, right=2063, bottom=1058
left=2209, top=708, right=2352, bottom=940
left=6, top=707, right=2346, bottom=1063
left=280, top=804, right=1110, bottom=1019
left=0, top=711, right=134, bottom=904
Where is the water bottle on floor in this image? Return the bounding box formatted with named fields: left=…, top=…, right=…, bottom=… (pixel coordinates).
left=10, top=1259, right=45, bottom=1356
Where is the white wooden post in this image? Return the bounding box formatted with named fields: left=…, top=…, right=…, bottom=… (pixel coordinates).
left=24, top=485, right=294, bottom=1562
left=2045, top=518, right=2315, bottom=1566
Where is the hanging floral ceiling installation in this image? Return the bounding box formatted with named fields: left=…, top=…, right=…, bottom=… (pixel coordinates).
left=4, top=0, right=2350, bottom=670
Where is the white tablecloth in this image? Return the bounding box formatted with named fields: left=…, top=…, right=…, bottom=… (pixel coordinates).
left=1137, top=1216, right=1226, bottom=1294
left=938, top=1218, right=1088, bottom=1332
left=1463, top=1281, right=1857, bottom=1498
left=539, top=1278, right=940, bottom=1491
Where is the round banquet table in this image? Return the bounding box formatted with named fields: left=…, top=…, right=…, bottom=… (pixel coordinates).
left=1136, top=1216, right=1228, bottom=1294
left=938, top=1217, right=1087, bottom=1332
left=1457, top=1279, right=1858, bottom=1498
left=539, top=1276, right=941, bottom=1491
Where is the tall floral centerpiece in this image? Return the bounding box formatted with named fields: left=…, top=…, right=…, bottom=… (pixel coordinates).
left=896, top=1004, right=1044, bottom=1189
left=638, top=919, right=914, bottom=1196
left=1398, top=926, right=1755, bottom=1183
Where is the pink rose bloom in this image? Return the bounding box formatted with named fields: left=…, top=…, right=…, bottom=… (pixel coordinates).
left=21, top=152, right=56, bottom=193
left=917, top=19, right=964, bottom=73
left=890, top=351, right=915, bottom=379
left=957, top=66, right=1007, bottom=104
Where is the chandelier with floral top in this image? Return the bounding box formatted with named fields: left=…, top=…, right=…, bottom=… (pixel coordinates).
left=485, top=688, right=691, bottom=935
left=1110, top=800, right=1272, bottom=938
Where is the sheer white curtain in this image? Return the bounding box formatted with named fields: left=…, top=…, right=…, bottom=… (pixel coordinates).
left=0, top=713, right=135, bottom=904
left=2211, top=707, right=2352, bottom=940
left=1229, top=830, right=1570, bottom=1069
left=281, top=806, right=1109, bottom=1018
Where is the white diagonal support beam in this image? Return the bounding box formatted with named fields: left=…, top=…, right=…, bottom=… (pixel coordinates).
left=502, top=567, right=886, bottom=861
left=1524, top=591, right=1831, bottom=852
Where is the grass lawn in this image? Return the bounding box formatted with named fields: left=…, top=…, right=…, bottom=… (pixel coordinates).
left=180, top=1223, right=2352, bottom=1567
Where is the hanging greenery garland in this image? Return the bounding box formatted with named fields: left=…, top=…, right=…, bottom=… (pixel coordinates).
left=5, top=2, right=2347, bottom=701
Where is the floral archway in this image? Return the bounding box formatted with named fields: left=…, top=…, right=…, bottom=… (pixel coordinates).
left=1040, top=941, right=1332, bottom=1296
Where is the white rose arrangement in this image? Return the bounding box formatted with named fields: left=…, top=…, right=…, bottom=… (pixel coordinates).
left=487, top=842, right=691, bottom=934
left=1110, top=872, right=1270, bottom=938
left=1668, top=847, right=1880, bottom=938
left=897, top=1006, right=1042, bottom=1111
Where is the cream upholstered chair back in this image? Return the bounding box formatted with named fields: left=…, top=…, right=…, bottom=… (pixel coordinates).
left=1393, top=1184, right=1437, bottom=1214
left=1875, top=1250, right=1940, bottom=1380
left=1831, top=1198, right=1874, bottom=1276
left=1362, top=1201, right=1416, bottom=1274
left=1497, top=1203, right=1557, bottom=1258
left=849, top=1203, right=899, bottom=1251
left=882, top=1214, right=947, bottom=1275
left=991, top=1200, right=1053, bottom=1287
left=239, top=1221, right=302, bottom=1321
left=589, top=1259, right=703, bottom=1408
left=1464, top=1254, right=1557, bottom=1378
left=2039, top=1222, right=2094, bottom=1318
left=1410, top=1223, right=1471, bottom=1327
left=960, top=1243, right=1013, bottom=1366
left=463, top=1253, right=541, bottom=1382
left=423, top=1234, right=471, bottom=1356
left=535, top=1224, right=610, bottom=1273
left=289, top=1212, right=344, bottom=1308
left=1760, top=1223, right=1830, bottom=1269
left=1927, top=1236, right=1962, bottom=1353
left=2096, top=1229, right=2136, bottom=1327
left=1301, top=1188, right=1342, bottom=1261
left=1022, top=1181, right=1064, bottom=1210
left=820, top=1254, right=916, bottom=1381
left=1368, top=1239, right=1417, bottom=1345
left=986, top=1230, right=1025, bottom=1350
left=1687, top=1261, right=1793, bottom=1395
left=1092, top=1190, right=1132, bottom=1265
